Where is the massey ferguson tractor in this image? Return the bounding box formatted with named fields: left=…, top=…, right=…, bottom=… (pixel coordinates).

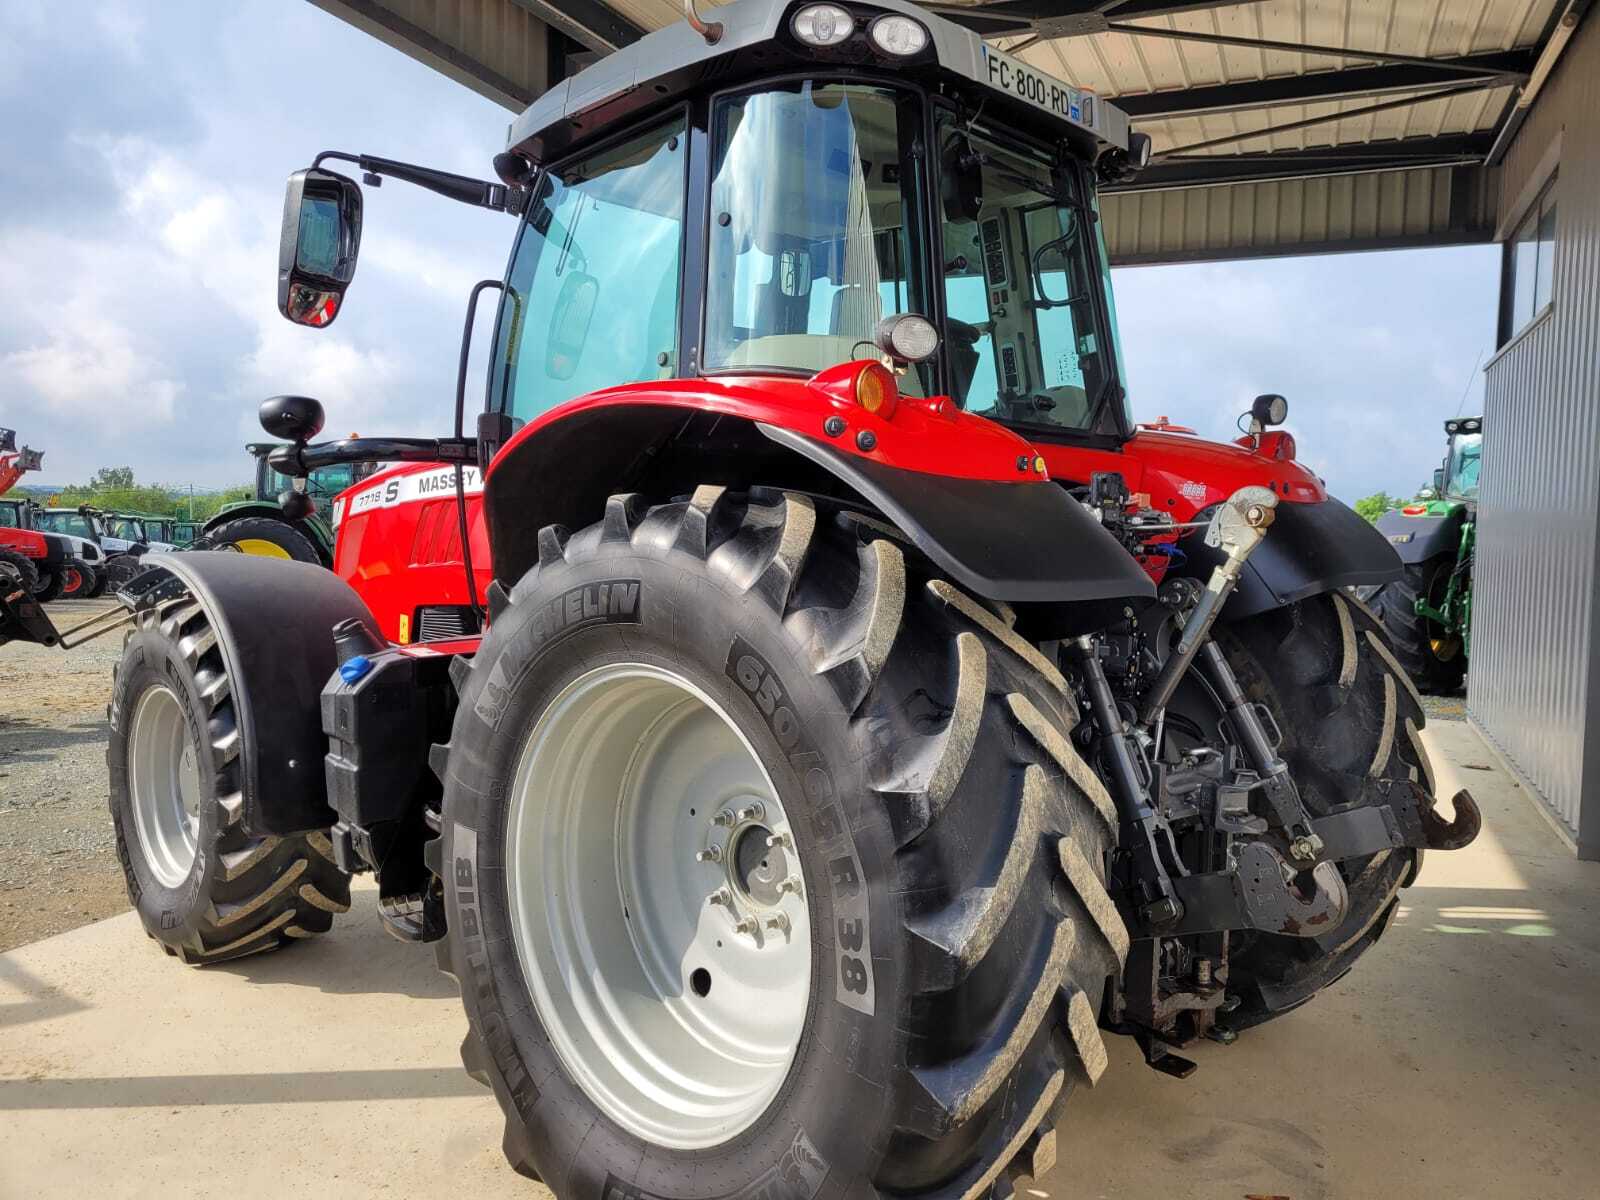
left=5, top=0, right=1484, bottom=1189
left=1370, top=416, right=1481, bottom=693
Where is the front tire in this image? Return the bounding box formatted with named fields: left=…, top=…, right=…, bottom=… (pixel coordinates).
left=1371, top=557, right=1466, bottom=693
left=437, top=488, right=1127, bottom=1198
left=108, top=596, right=352, bottom=962
left=57, top=556, right=91, bottom=599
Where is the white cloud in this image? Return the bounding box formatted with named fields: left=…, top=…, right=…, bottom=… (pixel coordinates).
left=2, top=299, right=180, bottom=427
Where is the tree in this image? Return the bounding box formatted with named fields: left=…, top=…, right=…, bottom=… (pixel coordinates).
left=1354, top=492, right=1402, bottom=523
left=92, top=466, right=136, bottom=490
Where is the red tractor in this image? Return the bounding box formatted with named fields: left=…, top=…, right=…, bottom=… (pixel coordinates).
left=0, top=432, right=96, bottom=603
left=11, top=0, right=1481, bottom=1191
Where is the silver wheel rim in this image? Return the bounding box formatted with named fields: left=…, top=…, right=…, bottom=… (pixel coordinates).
left=506, top=663, right=811, bottom=1150
left=128, top=683, right=203, bottom=888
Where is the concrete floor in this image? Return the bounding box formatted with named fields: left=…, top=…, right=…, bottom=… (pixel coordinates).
left=1, top=721, right=1595, bottom=1199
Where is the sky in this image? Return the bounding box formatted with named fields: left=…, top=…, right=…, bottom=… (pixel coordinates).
left=0, top=0, right=1498, bottom=503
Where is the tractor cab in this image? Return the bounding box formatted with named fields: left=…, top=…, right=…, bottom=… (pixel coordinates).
left=480, top=0, right=1144, bottom=449
left=1435, top=415, right=1483, bottom=506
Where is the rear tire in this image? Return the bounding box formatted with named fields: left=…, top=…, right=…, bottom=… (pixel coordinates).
left=197, top=517, right=321, bottom=564
left=0, top=548, right=40, bottom=596
left=108, top=595, right=351, bottom=962
left=1208, top=592, right=1430, bottom=1030
left=85, top=565, right=109, bottom=598
left=32, top=562, right=65, bottom=602
left=437, top=488, right=1127, bottom=1198
left=1370, top=558, right=1466, bottom=694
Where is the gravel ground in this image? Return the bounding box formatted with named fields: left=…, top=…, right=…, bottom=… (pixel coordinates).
left=1423, top=689, right=1468, bottom=722
left=0, top=595, right=129, bottom=953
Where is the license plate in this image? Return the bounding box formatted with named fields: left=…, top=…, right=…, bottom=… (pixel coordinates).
left=979, top=44, right=1094, bottom=128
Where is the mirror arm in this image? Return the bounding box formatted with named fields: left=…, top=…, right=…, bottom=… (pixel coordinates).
left=312, top=151, right=523, bottom=213
left=267, top=437, right=479, bottom=479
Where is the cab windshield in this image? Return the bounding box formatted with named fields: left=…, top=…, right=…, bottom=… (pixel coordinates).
left=1445, top=432, right=1482, bottom=500
left=0, top=501, right=21, bottom=528
left=108, top=517, right=146, bottom=541
left=41, top=512, right=96, bottom=539
left=936, top=112, right=1120, bottom=434
left=704, top=82, right=931, bottom=394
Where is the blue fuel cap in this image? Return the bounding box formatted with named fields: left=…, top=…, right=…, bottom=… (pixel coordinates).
left=339, top=655, right=373, bottom=685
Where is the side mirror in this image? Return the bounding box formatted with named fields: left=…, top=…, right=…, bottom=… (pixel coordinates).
left=278, top=167, right=363, bottom=328
left=545, top=270, right=599, bottom=380
left=260, top=395, right=326, bottom=444
left=1432, top=467, right=1445, bottom=493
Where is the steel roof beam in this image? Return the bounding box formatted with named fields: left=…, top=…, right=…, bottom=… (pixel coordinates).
left=1117, top=50, right=1533, bottom=118
left=1157, top=79, right=1503, bottom=156
left=1097, top=21, right=1542, bottom=75
left=506, top=0, right=641, bottom=53
left=1109, top=132, right=1494, bottom=189
left=934, top=0, right=1266, bottom=39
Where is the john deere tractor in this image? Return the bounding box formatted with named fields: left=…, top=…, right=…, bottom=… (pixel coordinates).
left=1372, top=416, right=1480, bottom=693
left=193, top=444, right=369, bottom=564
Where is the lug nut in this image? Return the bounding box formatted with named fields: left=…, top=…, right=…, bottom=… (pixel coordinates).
left=711, top=809, right=736, bottom=827
left=733, top=915, right=759, bottom=936
left=736, top=803, right=765, bottom=823
left=765, top=832, right=792, bottom=851
left=765, top=913, right=790, bottom=936
left=709, top=887, right=733, bottom=908
left=695, top=845, right=722, bottom=864
left=778, top=875, right=803, bottom=898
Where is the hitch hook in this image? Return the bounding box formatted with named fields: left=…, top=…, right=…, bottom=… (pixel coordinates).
left=1419, top=785, right=1482, bottom=851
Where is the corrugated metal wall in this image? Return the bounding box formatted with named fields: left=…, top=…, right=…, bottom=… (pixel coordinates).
left=1103, top=165, right=1496, bottom=265
left=1472, top=15, right=1600, bottom=854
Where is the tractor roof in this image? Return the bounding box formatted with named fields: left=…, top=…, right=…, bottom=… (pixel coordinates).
left=507, top=0, right=1129, bottom=166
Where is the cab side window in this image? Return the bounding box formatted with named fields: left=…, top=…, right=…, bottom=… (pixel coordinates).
left=492, top=119, right=686, bottom=423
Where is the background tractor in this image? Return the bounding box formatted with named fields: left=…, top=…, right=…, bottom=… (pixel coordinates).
left=1, top=436, right=102, bottom=600
left=1370, top=416, right=1481, bottom=693
left=0, top=497, right=96, bottom=603
left=47, top=2, right=1477, bottom=1194
left=37, top=507, right=151, bottom=589
left=192, top=443, right=372, bottom=564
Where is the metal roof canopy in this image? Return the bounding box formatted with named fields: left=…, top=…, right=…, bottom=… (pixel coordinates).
left=311, top=0, right=1588, bottom=262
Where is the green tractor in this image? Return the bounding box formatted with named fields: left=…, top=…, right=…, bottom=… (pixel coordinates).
left=131, top=513, right=200, bottom=548
left=1371, top=416, right=1480, bottom=693
left=193, top=443, right=368, bottom=565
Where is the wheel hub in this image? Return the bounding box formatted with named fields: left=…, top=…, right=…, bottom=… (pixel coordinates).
left=505, top=663, right=812, bottom=1150
left=128, top=683, right=203, bottom=889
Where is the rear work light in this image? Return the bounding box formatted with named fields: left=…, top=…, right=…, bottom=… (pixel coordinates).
left=868, top=14, right=928, bottom=56
left=792, top=4, right=853, bottom=45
